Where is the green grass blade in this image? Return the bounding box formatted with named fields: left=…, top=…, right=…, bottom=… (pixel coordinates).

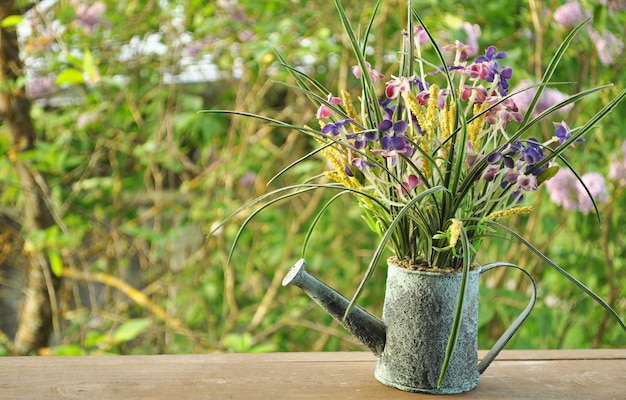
left=531, top=88, right=626, bottom=172
left=301, top=191, right=351, bottom=258
left=344, top=185, right=449, bottom=319
left=226, top=185, right=328, bottom=265
left=477, top=262, right=537, bottom=373
left=484, top=220, right=626, bottom=331
left=437, top=225, right=471, bottom=387
left=520, top=17, right=591, bottom=128
left=333, top=0, right=383, bottom=125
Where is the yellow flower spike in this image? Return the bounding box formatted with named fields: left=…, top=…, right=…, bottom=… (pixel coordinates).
left=403, top=92, right=427, bottom=136
left=402, top=91, right=431, bottom=180
left=468, top=103, right=488, bottom=151
left=440, top=98, right=456, bottom=149
left=447, top=99, right=456, bottom=141
left=425, top=84, right=440, bottom=141
left=340, top=89, right=361, bottom=126
left=448, top=218, right=462, bottom=248
left=424, top=85, right=440, bottom=181
left=487, top=206, right=533, bottom=220
left=318, top=139, right=360, bottom=190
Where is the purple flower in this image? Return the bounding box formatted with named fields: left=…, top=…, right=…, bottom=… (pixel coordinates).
left=26, top=75, right=55, bottom=99
left=443, top=40, right=476, bottom=62
left=321, top=119, right=353, bottom=136
left=371, top=134, right=413, bottom=167
left=475, top=46, right=507, bottom=63
left=379, top=119, right=408, bottom=135
left=239, top=171, right=257, bottom=187
left=467, top=46, right=513, bottom=95
left=353, top=130, right=379, bottom=150
left=520, top=139, right=548, bottom=176
left=403, top=26, right=429, bottom=45
left=185, top=36, right=216, bottom=56
left=483, top=166, right=500, bottom=181
left=345, top=157, right=375, bottom=176
left=517, top=173, right=538, bottom=191
left=553, top=121, right=584, bottom=145
left=552, top=1, right=622, bottom=65
left=487, top=140, right=524, bottom=170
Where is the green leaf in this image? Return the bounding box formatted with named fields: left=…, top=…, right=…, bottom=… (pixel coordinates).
left=536, top=165, right=559, bottom=186
left=83, top=48, right=97, bottom=79
left=224, top=333, right=253, bottom=352
left=112, top=318, right=151, bottom=344
left=1, top=15, right=23, bottom=28
left=592, top=4, right=607, bottom=32
left=50, top=345, right=86, bottom=356
left=56, top=69, right=85, bottom=85
left=48, top=250, right=63, bottom=277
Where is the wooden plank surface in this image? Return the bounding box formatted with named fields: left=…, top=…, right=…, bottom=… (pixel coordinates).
left=0, top=350, right=624, bottom=399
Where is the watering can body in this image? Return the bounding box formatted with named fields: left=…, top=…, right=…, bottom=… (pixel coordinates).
left=282, top=258, right=535, bottom=394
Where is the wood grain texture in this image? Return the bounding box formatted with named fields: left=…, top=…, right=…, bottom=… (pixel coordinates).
left=0, top=350, right=624, bottom=399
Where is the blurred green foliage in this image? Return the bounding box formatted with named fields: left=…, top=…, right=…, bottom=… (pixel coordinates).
left=0, top=0, right=624, bottom=356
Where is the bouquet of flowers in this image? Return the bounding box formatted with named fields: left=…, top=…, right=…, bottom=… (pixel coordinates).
left=211, top=0, right=625, bottom=361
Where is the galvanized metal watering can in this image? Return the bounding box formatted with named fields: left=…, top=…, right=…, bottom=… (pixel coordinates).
left=282, top=258, right=536, bottom=394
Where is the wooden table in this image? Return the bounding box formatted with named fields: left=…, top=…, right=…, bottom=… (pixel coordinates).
left=0, top=350, right=624, bottom=399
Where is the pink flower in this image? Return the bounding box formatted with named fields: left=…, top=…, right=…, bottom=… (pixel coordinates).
left=464, top=63, right=491, bottom=80
left=316, top=105, right=332, bottom=119
left=404, top=26, right=429, bottom=45
left=442, top=40, right=475, bottom=61
left=352, top=62, right=384, bottom=83
left=316, top=94, right=342, bottom=119
left=399, top=174, right=420, bottom=195
left=517, top=173, right=538, bottom=192
left=385, top=75, right=414, bottom=99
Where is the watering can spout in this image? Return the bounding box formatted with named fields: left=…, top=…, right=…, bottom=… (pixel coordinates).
left=282, top=259, right=386, bottom=355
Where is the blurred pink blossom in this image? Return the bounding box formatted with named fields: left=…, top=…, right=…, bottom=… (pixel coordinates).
left=26, top=75, right=55, bottom=99
left=553, top=1, right=589, bottom=28
left=462, top=22, right=481, bottom=56
left=577, top=172, right=610, bottom=213
left=608, top=140, right=626, bottom=186
left=588, top=28, right=624, bottom=66
left=545, top=168, right=610, bottom=214
left=553, top=1, right=623, bottom=66
left=73, top=1, right=107, bottom=33
left=510, top=80, right=573, bottom=118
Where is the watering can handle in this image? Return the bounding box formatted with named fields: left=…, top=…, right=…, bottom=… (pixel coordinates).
left=477, top=262, right=537, bottom=374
